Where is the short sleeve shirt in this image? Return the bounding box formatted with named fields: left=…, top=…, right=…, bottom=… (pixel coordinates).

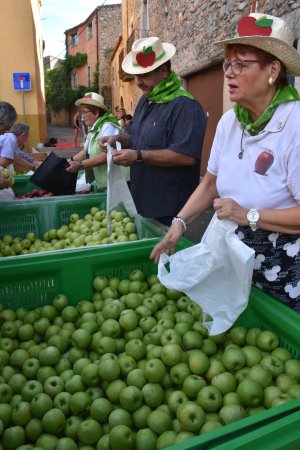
left=0, top=132, right=17, bottom=160
left=208, top=101, right=300, bottom=210
left=128, top=95, right=207, bottom=217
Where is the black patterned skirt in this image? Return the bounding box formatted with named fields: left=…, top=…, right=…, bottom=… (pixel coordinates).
left=236, top=226, right=300, bottom=313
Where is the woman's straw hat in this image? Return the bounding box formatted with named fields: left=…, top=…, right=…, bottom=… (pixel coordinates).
left=75, top=92, right=108, bottom=111
left=122, top=36, right=176, bottom=75
left=215, top=13, right=300, bottom=76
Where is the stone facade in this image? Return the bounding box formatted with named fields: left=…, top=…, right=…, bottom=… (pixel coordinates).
left=97, top=4, right=122, bottom=110
left=142, top=0, right=300, bottom=77
left=112, top=1, right=299, bottom=114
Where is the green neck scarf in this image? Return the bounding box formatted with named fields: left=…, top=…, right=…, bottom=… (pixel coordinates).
left=234, top=84, right=300, bottom=135
left=88, top=112, right=121, bottom=135
left=146, top=71, right=194, bottom=104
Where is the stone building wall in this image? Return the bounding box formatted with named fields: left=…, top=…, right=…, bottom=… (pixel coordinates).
left=145, top=0, right=300, bottom=77
left=98, top=4, right=121, bottom=110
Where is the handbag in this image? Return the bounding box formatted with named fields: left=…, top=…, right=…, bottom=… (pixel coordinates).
left=30, top=151, right=77, bottom=195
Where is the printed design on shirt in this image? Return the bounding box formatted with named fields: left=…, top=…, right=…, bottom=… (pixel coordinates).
left=268, top=232, right=279, bottom=249
left=263, top=264, right=281, bottom=281
left=254, top=253, right=265, bottom=270
left=283, top=238, right=300, bottom=257
left=284, top=281, right=300, bottom=299
left=254, top=149, right=274, bottom=175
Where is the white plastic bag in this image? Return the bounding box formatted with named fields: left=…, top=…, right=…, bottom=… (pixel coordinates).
left=158, top=214, right=255, bottom=335
left=75, top=172, right=91, bottom=193
left=0, top=187, right=16, bottom=202
left=106, top=142, right=137, bottom=232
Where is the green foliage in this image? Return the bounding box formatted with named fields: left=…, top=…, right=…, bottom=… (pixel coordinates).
left=91, top=65, right=100, bottom=93
left=45, top=53, right=88, bottom=113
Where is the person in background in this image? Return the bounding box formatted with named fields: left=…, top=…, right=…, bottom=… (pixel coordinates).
left=0, top=101, right=17, bottom=189
left=100, top=36, right=207, bottom=225
left=66, top=92, right=122, bottom=190
left=151, top=13, right=300, bottom=312
left=117, top=107, right=126, bottom=128
left=123, top=114, right=133, bottom=128
left=72, top=109, right=82, bottom=146
left=10, top=123, right=40, bottom=172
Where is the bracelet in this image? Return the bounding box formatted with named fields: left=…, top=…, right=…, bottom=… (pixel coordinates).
left=79, top=161, right=85, bottom=170
left=172, top=216, right=187, bottom=232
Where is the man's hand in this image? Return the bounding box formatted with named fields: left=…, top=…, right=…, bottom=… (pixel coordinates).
left=112, top=150, right=137, bottom=166
left=99, top=136, right=118, bottom=150
left=150, top=221, right=184, bottom=264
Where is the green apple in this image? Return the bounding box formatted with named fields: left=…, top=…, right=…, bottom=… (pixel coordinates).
left=90, top=397, right=113, bottom=423
left=21, top=380, right=43, bottom=402
left=276, top=373, right=298, bottom=392
left=237, top=378, right=263, bottom=407
left=248, top=364, right=272, bottom=388
left=256, top=330, right=279, bottom=352
left=147, top=408, right=172, bottom=435
left=109, top=424, right=134, bottom=450
left=135, top=427, right=157, bottom=450
left=43, top=376, right=64, bottom=398
left=30, top=392, right=53, bottom=418
left=69, top=391, right=91, bottom=415
left=261, top=354, right=284, bottom=377
left=211, top=371, right=237, bottom=395
left=11, top=401, right=32, bottom=426
left=196, top=385, right=222, bottom=412
left=108, top=407, right=132, bottom=428
left=168, top=389, right=189, bottom=415
left=1, top=425, right=26, bottom=449
left=222, top=347, right=246, bottom=371
left=142, top=382, right=165, bottom=408
left=242, top=345, right=262, bottom=367
left=176, top=401, right=206, bottom=433
left=219, top=404, right=248, bottom=424
left=264, top=386, right=283, bottom=408
left=77, top=419, right=103, bottom=445
left=42, top=408, right=66, bottom=434
left=160, top=343, right=183, bottom=367
left=119, top=385, right=143, bottom=412
left=188, top=350, right=210, bottom=375
left=285, top=359, right=300, bottom=380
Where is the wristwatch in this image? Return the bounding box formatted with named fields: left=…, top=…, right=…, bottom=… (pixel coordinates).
left=78, top=161, right=85, bottom=171
left=247, top=209, right=260, bottom=231
left=136, top=150, right=143, bottom=163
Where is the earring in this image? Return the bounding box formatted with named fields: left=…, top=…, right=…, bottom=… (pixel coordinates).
left=268, top=77, right=274, bottom=86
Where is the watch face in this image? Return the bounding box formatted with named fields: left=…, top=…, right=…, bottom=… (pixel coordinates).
left=247, top=209, right=259, bottom=222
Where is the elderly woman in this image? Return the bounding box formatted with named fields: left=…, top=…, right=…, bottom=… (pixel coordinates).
left=151, top=13, right=300, bottom=312
left=10, top=122, right=41, bottom=173
left=66, top=92, right=121, bottom=190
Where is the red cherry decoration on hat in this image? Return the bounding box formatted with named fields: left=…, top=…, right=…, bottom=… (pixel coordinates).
left=237, top=16, right=273, bottom=37
left=136, top=46, right=156, bottom=68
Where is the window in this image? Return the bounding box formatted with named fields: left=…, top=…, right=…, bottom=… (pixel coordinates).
left=70, top=32, right=78, bottom=47
left=87, top=22, right=93, bottom=39
left=88, top=66, right=91, bottom=87
left=71, top=71, right=78, bottom=88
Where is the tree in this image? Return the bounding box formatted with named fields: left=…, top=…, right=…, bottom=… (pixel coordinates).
left=45, top=53, right=90, bottom=113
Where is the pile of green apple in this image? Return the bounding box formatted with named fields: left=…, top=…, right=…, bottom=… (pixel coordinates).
left=0, top=270, right=300, bottom=450
left=0, top=207, right=139, bottom=257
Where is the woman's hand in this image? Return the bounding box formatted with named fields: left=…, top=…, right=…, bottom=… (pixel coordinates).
left=99, top=136, right=117, bottom=150
left=66, top=161, right=81, bottom=173
left=213, top=198, right=248, bottom=226
left=150, top=221, right=185, bottom=264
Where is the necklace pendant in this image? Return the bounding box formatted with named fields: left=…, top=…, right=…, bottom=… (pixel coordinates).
left=238, top=151, right=244, bottom=159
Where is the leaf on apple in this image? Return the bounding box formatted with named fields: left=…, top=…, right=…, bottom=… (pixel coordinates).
left=237, top=16, right=272, bottom=37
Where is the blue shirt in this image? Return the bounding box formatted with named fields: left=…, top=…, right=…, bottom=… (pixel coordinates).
left=127, top=95, right=207, bottom=217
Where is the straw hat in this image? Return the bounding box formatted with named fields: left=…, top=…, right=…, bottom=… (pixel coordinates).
left=75, top=92, right=108, bottom=111
left=122, top=36, right=176, bottom=75
left=215, top=13, right=300, bottom=76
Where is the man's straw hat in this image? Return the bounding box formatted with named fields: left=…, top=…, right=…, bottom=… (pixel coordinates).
left=215, top=13, right=300, bottom=76
left=122, top=36, right=176, bottom=75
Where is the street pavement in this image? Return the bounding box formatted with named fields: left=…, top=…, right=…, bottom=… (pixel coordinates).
left=46, top=125, right=214, bottom=243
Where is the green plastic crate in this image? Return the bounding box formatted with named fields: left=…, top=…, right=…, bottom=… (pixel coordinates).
left=0, top=240, right=300, bottom=449
left=12, top=175, right=39, bottom=196
left=0, top=193, right=107, bottom=238
left=0, top=193, right=167, bottom=241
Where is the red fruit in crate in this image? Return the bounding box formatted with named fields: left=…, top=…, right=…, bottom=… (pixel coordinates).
left=237, top=16, right=272, bottom=37
left=255, top=150, right=274, bottom=175
left=136, top=46, right=156, bottom=68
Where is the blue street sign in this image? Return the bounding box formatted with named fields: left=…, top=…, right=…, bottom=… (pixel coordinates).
left=12, top=72, right=31, bottom=91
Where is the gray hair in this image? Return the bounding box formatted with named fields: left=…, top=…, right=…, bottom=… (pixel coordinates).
left=10, top=122, right=30, bottom=136
left=0, top=102, right=17, bottom=129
